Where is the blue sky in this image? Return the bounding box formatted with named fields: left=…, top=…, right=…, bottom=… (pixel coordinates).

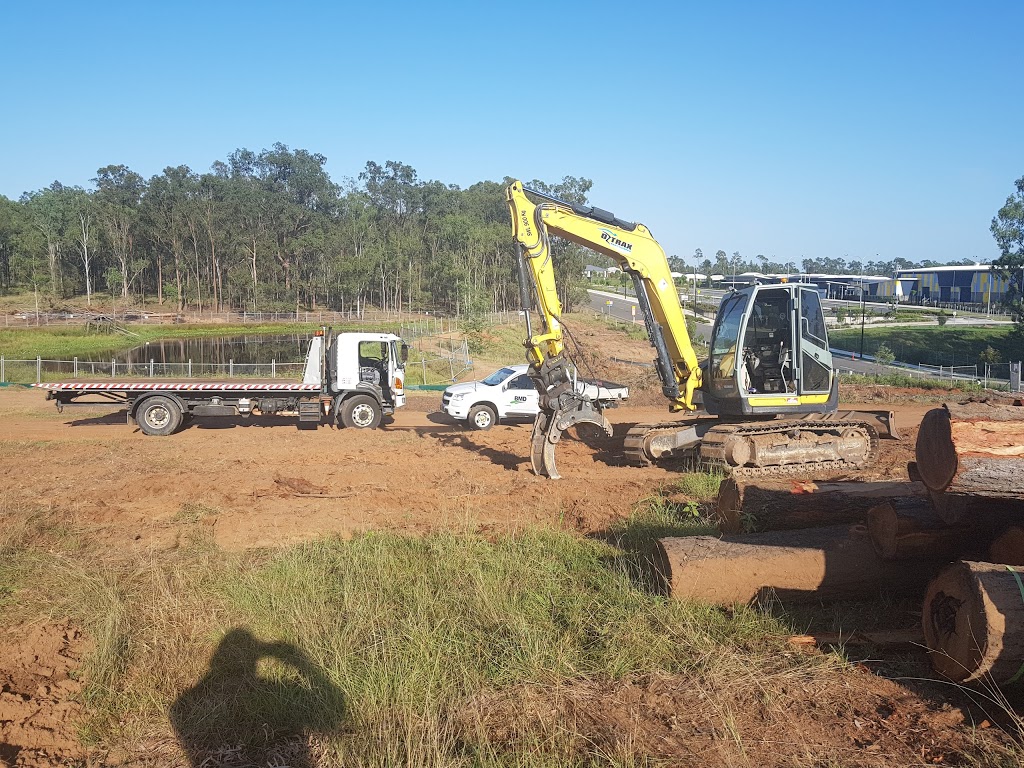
left=2, top=1, right=1021, bottom=266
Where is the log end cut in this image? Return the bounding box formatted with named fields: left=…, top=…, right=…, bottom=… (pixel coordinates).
left=923, top=560, right=1024, bottom=686
left=916, top=407, right=956, bottom=493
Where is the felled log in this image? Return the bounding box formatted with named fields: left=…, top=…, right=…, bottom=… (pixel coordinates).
left=988, top=527, right=1024, bottom=567
left=716, top=478, right=926, bottom=534
left=866, top=497, right=1001, bottom=561
left=916, top=402, right=1024, bottom=503
left=923, top=560, right=1024, bottom=685
left=657, top=525, right=941, bottom=605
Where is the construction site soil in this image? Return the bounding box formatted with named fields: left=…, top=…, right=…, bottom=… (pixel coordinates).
left=1, top=372, right=1020, bottom=764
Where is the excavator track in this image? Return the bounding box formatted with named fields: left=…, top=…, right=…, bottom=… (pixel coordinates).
left=702, top=419, right=879, bottom=478
left=624, top=418, right=879, bottom=478
left=623, top=422, right=692, bottom=467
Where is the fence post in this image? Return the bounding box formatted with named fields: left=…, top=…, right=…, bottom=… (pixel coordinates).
left=272, top=359, right=276, bottom=378
left=149, top=359, right=154, bottom=377
left=422, top=358, right=427, bottom=385
left=1, top=356, right=4, bottom=383
left=229, top=359, right=234, bottom=377
left=37, top=356, right=42, bottom=384
left=188, top=359, right=192, bottom=378
left=112, top=359, right=116, bottom=378
left=74, top=357, right=78, bottom=378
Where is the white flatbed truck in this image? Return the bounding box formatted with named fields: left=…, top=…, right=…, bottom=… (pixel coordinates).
left=33, top=330, right=408, bottom=435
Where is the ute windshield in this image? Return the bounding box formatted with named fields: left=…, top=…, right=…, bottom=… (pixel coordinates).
left=482, top=367, right=517, bottom=386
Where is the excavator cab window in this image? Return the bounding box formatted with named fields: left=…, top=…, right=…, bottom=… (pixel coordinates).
left=798, top=288, right=832, bottom=393
left=709, top=292, right=747, bottom=392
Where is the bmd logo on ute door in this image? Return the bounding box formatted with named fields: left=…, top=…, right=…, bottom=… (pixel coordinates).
left=599, top=229, right=633, bottom=254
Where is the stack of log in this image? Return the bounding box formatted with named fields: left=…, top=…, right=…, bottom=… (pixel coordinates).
left=656, top=399, right=1024, bottom=687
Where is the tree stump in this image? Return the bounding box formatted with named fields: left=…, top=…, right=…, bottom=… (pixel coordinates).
left=923, top=560, right=1024, bottom=685
left=716, top=478, right=926, bottom=534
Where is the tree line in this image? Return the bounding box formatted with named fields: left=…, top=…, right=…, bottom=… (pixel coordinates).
left=664, top=250, right=984, bottom=283
left=0, top=146, right=595, bottom=317
left=0, top=146, right=1018, bottom=326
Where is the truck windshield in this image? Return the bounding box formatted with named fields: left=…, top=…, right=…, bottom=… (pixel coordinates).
left=482, top=367, right=517, bottom=386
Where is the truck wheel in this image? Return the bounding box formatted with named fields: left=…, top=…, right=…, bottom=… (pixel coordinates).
left=468, top=404, right=497, bottom=431
left=341, top=395, right=382, bottom=429
left=137, top=396, right=182, bottom=436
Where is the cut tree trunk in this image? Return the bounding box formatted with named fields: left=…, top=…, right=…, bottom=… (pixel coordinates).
left=989, top=527, right=1024, bottom=567
left=915, top=402, right=1024, bottom=505
left=923, top=560, right=1024, bottom=685
left=866, top=497, right=1004, bottom=561
left=657, top=525, right=942, bottom=605
left=716, top=478, right=926, bottom=534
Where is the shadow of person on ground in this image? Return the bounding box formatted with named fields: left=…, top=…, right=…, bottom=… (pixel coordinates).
left=170, top=628, right=344, bottom=768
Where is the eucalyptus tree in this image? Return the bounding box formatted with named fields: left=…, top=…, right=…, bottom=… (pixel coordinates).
left=21, top=182, right=72, bottom=296
left=521, top=175, right=593, bottom=312
left=255, top=144, right=338, bottom=308
left=143, top=166, right=196, bottom=310
left=359, top=160, right=424, bottom=313
left=992, top=175, right=1024, bottom=336
left=0, top=196, right=31, bottom=294
left=93, top=164, right=145, bottom=299
left=64, top=187, right=98, bottom=304
left=216, top=151, right=277, bottom=311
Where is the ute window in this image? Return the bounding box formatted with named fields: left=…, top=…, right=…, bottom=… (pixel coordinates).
left=482, top=367, right=517, bottom=386
left=508, top=374, right=534, bottom=390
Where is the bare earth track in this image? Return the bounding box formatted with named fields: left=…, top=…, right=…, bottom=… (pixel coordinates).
left=0, top=383, right=1015, bottom=765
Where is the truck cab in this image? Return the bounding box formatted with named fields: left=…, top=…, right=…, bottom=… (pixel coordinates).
left=441, top=364, right=628, bottom=431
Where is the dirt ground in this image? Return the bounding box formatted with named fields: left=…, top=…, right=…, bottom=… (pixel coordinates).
left=5, top=381, right=1007, bottom=766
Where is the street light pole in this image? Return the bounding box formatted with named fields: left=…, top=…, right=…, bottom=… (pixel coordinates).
left=859, top=273, right=867, bottom=359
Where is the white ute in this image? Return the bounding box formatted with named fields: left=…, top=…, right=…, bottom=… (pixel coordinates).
left=441, top=364, right=628, bottom=430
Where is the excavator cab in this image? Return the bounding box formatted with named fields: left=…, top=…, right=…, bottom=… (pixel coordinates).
left=704, top=284, right=838, bottom=418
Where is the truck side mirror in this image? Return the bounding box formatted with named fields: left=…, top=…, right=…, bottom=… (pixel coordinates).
left=400, top=344, right=409, bottom=364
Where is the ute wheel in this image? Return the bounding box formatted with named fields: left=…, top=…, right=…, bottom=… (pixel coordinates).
left=341, top=395, right=382, bottom=429
left=468, top=404, right=497, bottom=431
left=137, top=396, right=182, bottom=436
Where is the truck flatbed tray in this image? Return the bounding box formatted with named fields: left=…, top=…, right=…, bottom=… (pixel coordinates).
left=33, top=381, right=319, bottom=393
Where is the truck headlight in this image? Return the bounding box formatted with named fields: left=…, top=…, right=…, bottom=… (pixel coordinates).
left=449, top=392, right=465, bottom=401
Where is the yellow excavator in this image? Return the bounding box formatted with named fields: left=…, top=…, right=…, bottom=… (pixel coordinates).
left=506, top=180, right=896, bottom=479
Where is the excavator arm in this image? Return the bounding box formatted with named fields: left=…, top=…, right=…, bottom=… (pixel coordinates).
left=506, top=180, right=702, bottom=478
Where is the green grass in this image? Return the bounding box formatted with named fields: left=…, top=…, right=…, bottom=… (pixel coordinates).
left=4, top=496, right=1021, bottom=766
left=838, top=371, right=993, bottom=392
left=2, top=504, right=796, bottom=765
left=830, top=325, right=1020, bottom=367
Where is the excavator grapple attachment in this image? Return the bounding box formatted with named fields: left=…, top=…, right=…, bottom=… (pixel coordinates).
left=530, top=398, right=613, bottom=480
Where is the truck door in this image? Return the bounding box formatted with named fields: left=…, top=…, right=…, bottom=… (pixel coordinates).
left=797, top=287, right=833, bottom=394
left=505, top=373, right=539, bottom=416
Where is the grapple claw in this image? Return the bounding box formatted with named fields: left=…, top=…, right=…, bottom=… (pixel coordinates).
left=530, top=398, right=613, bottom=480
